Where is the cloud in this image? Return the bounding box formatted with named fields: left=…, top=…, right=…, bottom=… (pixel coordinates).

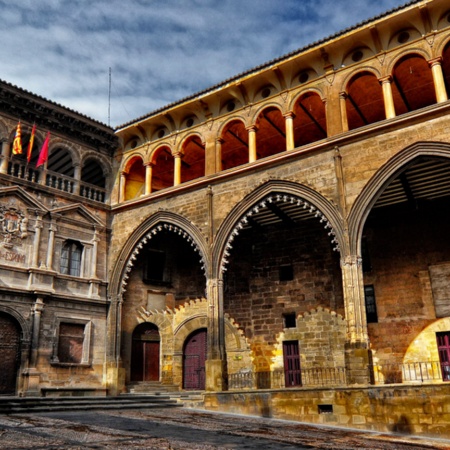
left=0, top=0, right=408, bottom=127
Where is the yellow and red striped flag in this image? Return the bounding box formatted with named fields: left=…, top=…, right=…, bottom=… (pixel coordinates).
left=27, top=124, right=36, bottom=163
left=12, top=122, right=22, bottom=155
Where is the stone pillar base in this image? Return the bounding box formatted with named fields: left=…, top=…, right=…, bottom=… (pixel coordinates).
left=345, top=343, right=373, bottom=385
left=22, top=368, right=41, bottom=397
left=104, top=363, right=126, bottom=396
left=205, top=359, right=228, bottom=392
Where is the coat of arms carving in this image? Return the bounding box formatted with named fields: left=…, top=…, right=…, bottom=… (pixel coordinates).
left=0, top=206, right=28, bottom=248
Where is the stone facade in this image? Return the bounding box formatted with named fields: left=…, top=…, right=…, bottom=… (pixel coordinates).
left=1, top=0, right=450, bottom=438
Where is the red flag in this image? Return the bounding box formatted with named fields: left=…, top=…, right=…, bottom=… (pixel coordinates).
left=27, top=124, right=36, bottom=163
left=12, top=122, right=22, bottom=155
left=36, top=132, right=50, bottom=168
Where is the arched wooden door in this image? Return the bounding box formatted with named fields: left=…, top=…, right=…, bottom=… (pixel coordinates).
left=130, top=323, right=160, bottom=382
left=183, top=328, right=207, bottom=390
left=0, top=313, right=21, bottom=395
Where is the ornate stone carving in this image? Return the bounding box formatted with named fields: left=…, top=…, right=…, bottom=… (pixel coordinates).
left=0, top=206, right=28, bottom=248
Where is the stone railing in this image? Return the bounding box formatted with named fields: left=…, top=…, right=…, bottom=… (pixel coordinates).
left=370, top=361, right=447, bottom=384
left=229, top=367, right=347, bottom=390
left=6, top=160, right=106, bottom=203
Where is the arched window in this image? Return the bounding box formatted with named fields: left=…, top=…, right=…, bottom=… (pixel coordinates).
left=60, top=240, right=83, bottom=276
left=345, top=71, right=384, bottom=130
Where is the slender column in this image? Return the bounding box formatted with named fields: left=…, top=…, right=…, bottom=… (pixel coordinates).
left=0, top=140, right=11, bottom=174
left=429, top=57, right=448, bottom=103
left=91, top=227, right=99, bottom=279
left=215, top=138, right=223, bottom=172
left=379, top=76, right=396, bottom=119
left=144, top=162, right=153, bottom=195
left=119, top=171, right=126, bottom=202
left=29, top=297, right=45, bottom=368
left=284, top=112, right=295, bottom=151
left=73, top=162, right=81, bottom=195
left=247, top=125, right=257, bottom=163
left=173, top=151, right=183, bottom=186
left=45, top=220, right=57, bottom=270
left=339, top=92, right=349, bottom=132
left=31, top=211, right=44, bottom=268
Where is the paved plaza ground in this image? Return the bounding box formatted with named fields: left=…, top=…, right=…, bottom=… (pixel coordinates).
left=0, top=407, right=449, bottom=449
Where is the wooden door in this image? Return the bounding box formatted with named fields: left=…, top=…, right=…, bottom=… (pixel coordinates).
left=437, top=332, right=450, bottom=381
left=0, top=313, right=21, bottom=395
left=183, top=329, right=207, bottom=390
left=283, top=340, right=302, bottom=387
left=131, top=323, right=160, bottom=382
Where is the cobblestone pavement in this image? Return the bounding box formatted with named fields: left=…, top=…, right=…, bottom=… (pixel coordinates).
left=1, top=408, right=450, bottom=449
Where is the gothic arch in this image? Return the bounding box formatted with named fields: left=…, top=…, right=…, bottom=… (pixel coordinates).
left=109, top=211, right=210, bottom=298
left=212, top=179, right=345, bottom=277
left=348, top=141, right=450, bottom=255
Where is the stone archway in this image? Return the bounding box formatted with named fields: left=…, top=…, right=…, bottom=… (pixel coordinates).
left=130, top=322, right=160, bottom=382
left=0, top=312, right=22, bottom=395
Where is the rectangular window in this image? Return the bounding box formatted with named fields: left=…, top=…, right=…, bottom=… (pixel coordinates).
left=57, top=323, right=85, bottom=364
left=364, top=285, right=378, bottom=323
left=143, top=249, right=168, bottom=285
left=52, top=318, right=91, bottom=366
left=283, top=312, right=297, bottom=329
left=279, top=264, right=294, bottom=281
left=436, top=332, right=450, bottom=381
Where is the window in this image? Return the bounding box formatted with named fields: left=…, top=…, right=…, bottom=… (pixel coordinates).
left=364, top=285, right=378, bottom=323
left=61, top=240, right=83, bottom=276
left=279, top=264, right=294, bottom=281
left=283, top=312, right=297, bottom=328
left=52, top=319, right=91, bottom=365
left=436, top=332, right=450, bottom=381
left=143, top=249, right=169, bottom=285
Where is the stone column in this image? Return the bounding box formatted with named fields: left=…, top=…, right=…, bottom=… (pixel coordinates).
left=144, top=162, right=153, bottom=195
left=215, top=138, right=223, bottom=172
left=428, top=57, right=448, bottom=103
left=247, top=125, right=257, bottom=163
left=73, top=162, right=81, bottom=195
left=205, top=278, right=228, bottom=391
left=173, top=151, right=183, bottom=186
left=379, top=76, right=396, bottom=119
left=284, top=112, right=295, bottom=151
left=105, top=294, right=125, bottom=395
left=31, top=211, right=43, bottom=268
left=91, top=227, right=99, bottom=279
left=29, top=297, right=45, bottom=368
left=45, top=220, right=57, bottom=270
left=339, top=92, right=349, bottom=132
left=0, top=140, right=11, bottom=174
left=341, top=254, right=372, bottom=385
left=119, top=171, right=126, bottom=202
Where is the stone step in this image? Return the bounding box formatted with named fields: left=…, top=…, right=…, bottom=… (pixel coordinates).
left=0, top=395, right=181, bottom=414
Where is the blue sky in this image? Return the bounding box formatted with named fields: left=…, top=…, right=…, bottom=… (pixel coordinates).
left=0, top=0, right=411, bottom=127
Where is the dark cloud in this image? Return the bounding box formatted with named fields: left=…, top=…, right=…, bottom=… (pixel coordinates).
left=0, top=0, right=408, bottom=126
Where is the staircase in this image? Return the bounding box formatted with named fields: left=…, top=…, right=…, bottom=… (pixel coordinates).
left=126, top=382, right=205, bottom=408
left=0, top=394, right=180, bottom=414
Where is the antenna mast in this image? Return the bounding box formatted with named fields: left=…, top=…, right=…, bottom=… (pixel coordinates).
left=108, top=67, right=111, bottom=126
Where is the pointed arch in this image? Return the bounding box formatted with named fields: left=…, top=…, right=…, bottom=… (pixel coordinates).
left=348, top=141, right=450, bottom=255
left=109, top=211, right=210, bottom=299
left=212, top=180, right=345, bottom=277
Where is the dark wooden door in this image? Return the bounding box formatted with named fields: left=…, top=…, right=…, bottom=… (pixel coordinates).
left=183, top=329, right=207, bottom=390
left=283, top=340, right=302, bottom=387
left=437, top=332, right=450, bottom=381
left=131, top=324, right=160, bottom=382
left=0, top=314, right=21, bottom=395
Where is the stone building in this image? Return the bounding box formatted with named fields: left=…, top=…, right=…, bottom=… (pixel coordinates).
left=2, top=0, right=450, bottom=437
